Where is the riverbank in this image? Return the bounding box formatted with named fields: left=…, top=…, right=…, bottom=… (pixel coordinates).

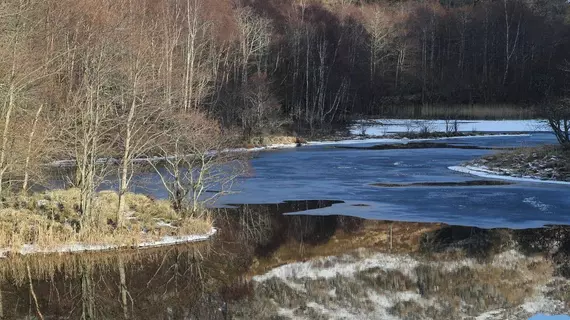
left=0, top=189, right=215, bottom=258
left=48, top=118, right=541, bottom=168
left=244, top=119, right=544, bottom=149
left=452, top=145, right=570, bottom=184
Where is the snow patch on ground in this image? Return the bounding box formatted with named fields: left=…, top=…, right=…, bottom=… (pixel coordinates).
left=0, top=227, right=217, bottom=258
left=428, top=249, right=538, bottom=273
left=491, top=250, right=537, bottom=269
left=476, top=309, right=507, bottom=320
left=306, top=301, right=362, bottom=320
left=351, top=119, right=547, bottom=136
left=448, top=165, right=570, bottom=185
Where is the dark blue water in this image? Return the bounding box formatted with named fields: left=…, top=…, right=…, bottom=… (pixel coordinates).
left=213, top=133, right=570, bottom=229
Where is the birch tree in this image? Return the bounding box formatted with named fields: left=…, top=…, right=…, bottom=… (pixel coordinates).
left=234, top=7, right=273, bottom=85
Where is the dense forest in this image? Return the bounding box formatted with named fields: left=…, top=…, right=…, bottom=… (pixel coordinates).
left=0, top=0, right=569, bottom=196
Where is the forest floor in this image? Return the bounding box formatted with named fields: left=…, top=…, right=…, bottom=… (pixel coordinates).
left=0, top=189, right=215, bottom=258
left=454, top=145, right=570, bottom=183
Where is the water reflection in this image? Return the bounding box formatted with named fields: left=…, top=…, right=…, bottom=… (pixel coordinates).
left=0, top=200, right=568, bottom=319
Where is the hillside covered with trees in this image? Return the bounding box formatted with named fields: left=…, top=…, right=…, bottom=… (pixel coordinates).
left=3, top=0, right=570, bottom=146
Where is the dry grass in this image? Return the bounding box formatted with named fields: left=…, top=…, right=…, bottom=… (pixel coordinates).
left=0, top=189, right=214, bottom=255
left=246, top=135, right=300, bottom=147
left=0, top=209, right=75, bottom=251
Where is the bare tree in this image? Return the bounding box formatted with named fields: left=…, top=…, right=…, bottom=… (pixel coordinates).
left=149, top=110, right=245, bottom=216
left=502, top=0, right=522, bottom=85
left=59, top=27, right=119, bottom=228
left=240, top=72, right=283, bottom=137
left=234, top=6, right=273, bottom=85
left=0, top=0, right=53, bottom=195
left=545, top=98, right=570, bottom=148
left=365, top=7, right=393, bottom=81
left=21, top=104, right=44, bottom=193
left=113, top=0, right=166, bottom=228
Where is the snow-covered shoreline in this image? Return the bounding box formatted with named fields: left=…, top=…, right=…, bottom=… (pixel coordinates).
left=449, top=165, right=570, bottom=185
left=48, top=119, right=544, bottom=167
left=0, top=227, right=217, bottom=259
left=48, top=135, right=526, bottom=168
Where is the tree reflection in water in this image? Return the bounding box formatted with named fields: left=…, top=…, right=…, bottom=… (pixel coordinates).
left=0, top=200, right=567, bottom=319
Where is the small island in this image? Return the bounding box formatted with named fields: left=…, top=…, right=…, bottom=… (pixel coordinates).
left=0, top=189, right=216, bottom=258
left=450, top=104, right=570, bottom=184
left=458, top=145, right=570, bottom=183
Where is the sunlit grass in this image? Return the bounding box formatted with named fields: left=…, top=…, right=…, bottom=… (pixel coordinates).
left=246, top=135, right=299, bottom=147
left=0, top=189, right=213, bottom=255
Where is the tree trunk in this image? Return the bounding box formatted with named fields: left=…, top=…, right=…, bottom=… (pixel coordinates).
left=0, top=89, right=15, bottom=196
left=22, top=104, right=43, bottom=194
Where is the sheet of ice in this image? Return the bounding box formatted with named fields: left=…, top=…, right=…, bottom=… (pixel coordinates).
left=352, top=119, right=548, bottom=136
left=0, top=227, right=217, bottom=258
left=448, top=166, right=570, bottom=185
left=307, top=137, right=405, bottom=146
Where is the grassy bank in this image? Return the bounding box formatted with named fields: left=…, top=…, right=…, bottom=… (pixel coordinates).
left=0, top=189, right=213, bottom=256
left=467, top=145, right=570, bottom=181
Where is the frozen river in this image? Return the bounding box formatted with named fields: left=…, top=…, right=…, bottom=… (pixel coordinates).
left=215, top=133, right=570, bottom=229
